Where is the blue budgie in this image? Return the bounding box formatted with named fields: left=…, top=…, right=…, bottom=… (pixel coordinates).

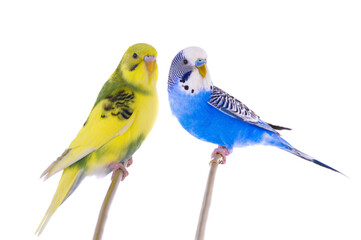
left=168, top=46, right=343, bottom=175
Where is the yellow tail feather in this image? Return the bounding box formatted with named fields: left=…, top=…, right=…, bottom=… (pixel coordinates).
left=40, top=148, right=71, bottom=179
left=36, top=167, right=84, bottom=235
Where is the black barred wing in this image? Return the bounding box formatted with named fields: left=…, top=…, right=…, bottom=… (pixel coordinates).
left=44, top=88, right=138, bottom=179
left=209, top=86, right=259, bottom=123
left=208, top=86, right=279, bottom=134
left=101, top=89, right=135, bottom=120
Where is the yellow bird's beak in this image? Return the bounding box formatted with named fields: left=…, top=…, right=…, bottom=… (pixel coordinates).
left=144, top=55, right=155, bottom=73
left=195, top=59, right=207, bottom=78
left=197, top=64, right=207, bottom=78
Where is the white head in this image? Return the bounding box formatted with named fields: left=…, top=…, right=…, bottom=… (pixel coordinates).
left=168, top=47, right=213, bottom=94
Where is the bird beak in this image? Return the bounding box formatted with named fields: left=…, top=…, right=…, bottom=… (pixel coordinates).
left=195, top=59, right=207, bottom=78
left=144, top=55, right=155, bottom=72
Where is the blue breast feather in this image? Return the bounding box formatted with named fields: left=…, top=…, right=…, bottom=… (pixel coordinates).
left=168, top=86, right=286, bottom=150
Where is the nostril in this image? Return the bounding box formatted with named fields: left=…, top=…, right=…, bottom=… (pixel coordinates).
left=144, top=55, right=155, bottom=62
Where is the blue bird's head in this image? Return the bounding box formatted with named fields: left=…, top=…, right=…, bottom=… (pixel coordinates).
left=168, top=47, right=213, bottom=95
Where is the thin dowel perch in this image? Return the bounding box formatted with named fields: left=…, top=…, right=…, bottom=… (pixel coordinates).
left=195, top=153, right=223, bottom=240
left=93, top=164, right=125, bottom=240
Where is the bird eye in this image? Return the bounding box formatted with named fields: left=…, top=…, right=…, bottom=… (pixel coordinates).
left=183, top=59, right=188, bottom=65
left=132, top=53, right=138, bottom=59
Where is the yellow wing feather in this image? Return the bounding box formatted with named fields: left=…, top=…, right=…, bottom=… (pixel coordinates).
left=42, top=93, right=137, bottom=179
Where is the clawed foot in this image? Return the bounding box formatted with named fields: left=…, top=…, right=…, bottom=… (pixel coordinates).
left=108, top=157, right=133, bottom=181
left=211, top=146, right=231, bottom=164
left=126, top=157, right=133, bottom=167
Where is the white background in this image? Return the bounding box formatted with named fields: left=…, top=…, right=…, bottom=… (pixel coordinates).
left=1, top=0, right=360, bottom=239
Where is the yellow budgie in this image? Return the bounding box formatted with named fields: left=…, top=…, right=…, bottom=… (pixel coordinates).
left=36, top=43, right=159, bottom=235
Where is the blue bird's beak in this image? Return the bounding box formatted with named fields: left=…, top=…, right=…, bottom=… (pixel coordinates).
left=195, top=59, right=207, bottom=78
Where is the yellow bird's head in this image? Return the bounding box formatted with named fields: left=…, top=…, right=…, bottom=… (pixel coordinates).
left=119, top=43, right=158, bottom=88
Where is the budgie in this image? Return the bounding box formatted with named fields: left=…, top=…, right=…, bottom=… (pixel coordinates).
left=168, top=46, right=343, bottom=175
left=36, top=43, right=159, bottom=235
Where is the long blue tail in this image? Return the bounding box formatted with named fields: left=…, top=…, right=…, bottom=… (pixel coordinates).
left=270, top=136, right=346, bottom=176
left=285, top=146, right=345, bottom=176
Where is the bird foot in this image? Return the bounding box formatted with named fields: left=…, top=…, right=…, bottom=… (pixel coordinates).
left=211, top=146, right=231, bottom=164
left=126, top=157, right=133, bottom=167
left=108, top=157, right=133, bottom=181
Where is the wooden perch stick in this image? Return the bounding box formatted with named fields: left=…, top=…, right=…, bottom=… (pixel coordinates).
left=93, top=162, right=126, bottom=240
left=195, top=153, right=223, bottom=240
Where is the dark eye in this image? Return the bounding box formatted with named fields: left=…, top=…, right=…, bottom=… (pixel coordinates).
left=132, top=53, right=138, bottom=59
left=183, top=59, right=188, bottom=65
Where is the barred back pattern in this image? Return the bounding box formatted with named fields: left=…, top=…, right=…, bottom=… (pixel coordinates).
left=208, top=86, right=260, bottom=123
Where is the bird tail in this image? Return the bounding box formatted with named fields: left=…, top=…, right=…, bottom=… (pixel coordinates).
left=276, top=139, right=346, bottom=176
left=35, top=166, right=85, bottom=235
left=267, top=123, right=292, bottom=131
